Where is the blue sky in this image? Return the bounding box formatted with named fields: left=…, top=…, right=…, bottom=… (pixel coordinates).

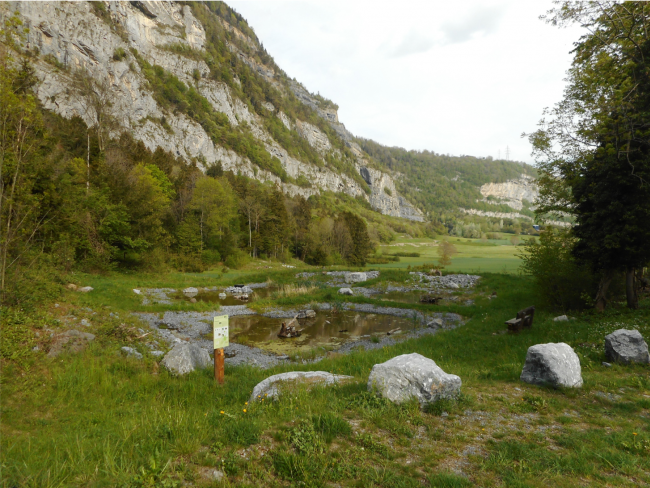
left=228, top=0, right=584, bottom=163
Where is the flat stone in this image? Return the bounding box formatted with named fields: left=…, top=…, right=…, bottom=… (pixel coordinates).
left=345, top=272, right=367, bottom=283
left=520, top=343, right=583, bottom=388
left=218, top=293, right=226, bottom=299
left=121, top=346, right=143, bottom=360
left=605, top=329, right=650, bottom=364
left=250, top=371, right=352, bottom=402
left=183, top=287, right=198, bottom=298
left=602, top=361, right=612, bottom=368
left=77, top=286, right=93, bottom=293
left=80, top=318, right=91, bottom=327
left=368, top=353, right=461, bottom=406
left=338, top=288, right=353, bottom=296
left=133, top=289, right=141, bottom=295
left=151, top=350, right=165, bottom=357
left=161, top=343, right=211, bottom=375
left=427, top=318, right=443, bottom=328
left=296, top=309, right=316, bottom=319
left=553, top=315, right=568, bottom=322
left=47, top=330, right=95, bottom=357
left=66, top=283, right=77, bottom=291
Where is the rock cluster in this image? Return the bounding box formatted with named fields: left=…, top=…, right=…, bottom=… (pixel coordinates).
left=520, top=343, right=583, bottom=388
left=604, top=329, right=649, bottom=364
left=409, top=273, right=481, bottom=289
left=225, top=285, right=253, bottom=294
left=368, top=353, right=461, bottom=406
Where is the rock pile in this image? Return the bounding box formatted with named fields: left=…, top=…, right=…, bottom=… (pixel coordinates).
left=409, top=273, right=480, bottom=289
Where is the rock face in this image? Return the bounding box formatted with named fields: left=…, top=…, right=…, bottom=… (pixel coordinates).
left=605, top=329, right=650, bottom=364
left=6, top=1, right=424, bottom=222
left=47, top=330, right=95, bottom=357
left=480, top=176, right=538, bottom=211
left=250, top=371, right=352, bottom=402
left=367, top=353, right=461, bottom=405
left=161, top=343, right=211, bottom=375
left=520, top=343, right=583, bottom=388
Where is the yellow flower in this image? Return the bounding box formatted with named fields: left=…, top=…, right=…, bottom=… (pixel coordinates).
left=633, top=433, right=638, bottom=436
left=220, top=411, right=224, bottom=414
left=243, top=409, right=247, bottom=413
left=245, top=402, right=248, bottom=405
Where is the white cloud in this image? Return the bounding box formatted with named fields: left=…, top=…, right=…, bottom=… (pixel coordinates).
left=440, top=5, right=506, bottom=44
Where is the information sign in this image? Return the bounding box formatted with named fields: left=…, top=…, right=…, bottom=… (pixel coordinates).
left=213, top=315, right=229, bottom=349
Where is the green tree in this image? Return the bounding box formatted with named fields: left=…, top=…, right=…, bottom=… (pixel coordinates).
left=342, top=212, right=372, bottom=266
left=528, top=1, right=650, bottom=310
left=187, top=176, right=236, bottom=251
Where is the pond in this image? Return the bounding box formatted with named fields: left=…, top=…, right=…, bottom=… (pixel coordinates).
left=378, top=290, right=455, bottom=306
left=226, top=311, right=418, bottom=355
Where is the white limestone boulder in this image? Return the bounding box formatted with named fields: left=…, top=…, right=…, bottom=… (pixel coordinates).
left=338, top=288, right=353, bottom=296
left=250, top=371, right=352, bottom=402
left=520, top=343, right=583, bottom=388
left=605, top=329, right=650, bottom=364
left=161, top=343, right=211, bottom=375
left=367, top=353, right=461, bottom=405
left=345, top=272, right=367, bottom=283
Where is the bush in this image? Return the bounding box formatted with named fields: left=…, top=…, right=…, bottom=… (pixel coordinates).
left=518, top=230, right=597, bottom=311
left=224, top=249, right=249, bottom=269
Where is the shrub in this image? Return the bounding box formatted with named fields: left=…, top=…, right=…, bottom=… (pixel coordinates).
left=112, top=47, right=127, bottom=61
left=224, top=249, right=249, bottom=269
left=518, top=230, right=598, bottom=311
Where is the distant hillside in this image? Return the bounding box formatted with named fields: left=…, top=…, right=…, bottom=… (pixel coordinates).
left=357, top=138, right=538, bottom=218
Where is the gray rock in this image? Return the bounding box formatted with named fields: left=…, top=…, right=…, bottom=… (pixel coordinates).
left=520, top=343, right=583, bottom=388
left=447, top=282, right=460, bottom=289
left=80, top=318, right=91, bottom=327
left=183, top=287, right=198, bottom=298
left=602, top=361, right=612, bottom=368
left=121, top=346, right=143, bottom=360
left=367, top=353, right=461, bottom=405
left=226, top=285, right=253, bottom=294
left=77, top=286, right=93, bottom=293
left=250, top=371, right=352, bottom=402
left=296, top=309, right=316, bottom=319
left=161, top=343, right=211, bottom=375
left=604, top=329, right=650, bottom=364
left=133, top=289, right=141, bottom=295
left=151, top=350, right=165, bottom=358
left=218, top=293, right=226, bottom=299
left=338, top=288, right=353, bottom=296
left=553, top=315, right=569, bottom=322
left=427, top=318, right=443, bottom=328
left=345, top=272, right=367, bottom=283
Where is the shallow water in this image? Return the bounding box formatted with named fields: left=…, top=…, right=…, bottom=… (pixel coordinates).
left=379, top=290, right=450, bottom=305
left=228, top=311, right=418, bottom=354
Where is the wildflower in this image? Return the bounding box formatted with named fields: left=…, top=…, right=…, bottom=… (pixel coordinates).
left=634, top=433, right=638, bottom=436
left=245, top=402, right=248, bottom=405
left=220, top=411, right=224, bottom=414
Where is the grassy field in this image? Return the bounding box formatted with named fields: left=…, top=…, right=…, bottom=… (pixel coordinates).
left=375, top=235, right=532, bottom=273
left=2, top=246, right=650, bottom=487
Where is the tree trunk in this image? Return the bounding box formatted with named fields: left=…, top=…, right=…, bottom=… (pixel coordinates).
left=626, top=267, right=638, bottom=309
left=86, top=130, right=90, bottom=193
left=595, top=270, right=614, bottom=312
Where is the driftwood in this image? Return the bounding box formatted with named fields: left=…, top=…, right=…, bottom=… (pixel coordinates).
left=278, top=317, right=302, bottom=338
left=420, top=294, right=442, bottom=304
left=506, top=306, right=535, bottom=332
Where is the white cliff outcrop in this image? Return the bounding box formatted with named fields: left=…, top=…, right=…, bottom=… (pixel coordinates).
left=4, top=0, right=424, bottom=221
left=480, top=175, right=539, bottom=211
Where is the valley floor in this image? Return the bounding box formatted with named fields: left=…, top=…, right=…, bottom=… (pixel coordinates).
left=1, top=241, right=649, bottom=488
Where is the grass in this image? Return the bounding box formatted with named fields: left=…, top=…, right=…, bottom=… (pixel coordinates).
left=2, top=248, right=650, bottom=486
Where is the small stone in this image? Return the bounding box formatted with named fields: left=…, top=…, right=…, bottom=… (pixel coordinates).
left=80, top=318, right=91, bottom=327
left=338, top=287, right=353, bottom=296
left=345, top=272, right=367, bottom=283
left=447, top=282, right=460, bottom=289
left=32, top=345, right=40, bottom=352
left=520, top=343, right=583, bottom=388
left=218, top=293, right=226, bottom=299
left=121, top=346, right=143, bottom=360
left=54, top=303, right=60, bottom=308
left=553, top=315, right=569, bottom=322
left=66, top=283, right=77, bottom=291
left=427, top=318, right=443, bottom=328
left=605, top=329, right=650, bottom=364
left=189, top=298, right=197, bottom=303
left=151, top=350, right=165, bottom=357
left=250, top=371, right=352, bottom=402
left=296, top=309, right=316, bottom=319
left=133, top=289, right=141, bottom=295
left=602, top=361, right=612, bottom=368
left=368, top=353, right=461, bottom=406
left=183, top=287, right=198, bottom=298
left=77, top=286, right=93, bottom=293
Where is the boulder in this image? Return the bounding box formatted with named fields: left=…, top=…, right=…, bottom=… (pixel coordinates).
left=297, top=309, right=316, bottom=319
left=218, top=293, right=227, bottom=299
left=133, top=289, right=141, bottom=295
left=183, top=287, right=198, bottom=298
left=427, top=318, right=443, bottom=328
left=345, top=272, right=367, bottom=283
left=553, top=315, right=569, bottom=322
left=447, top=282, right=460, bottom=289
left=338, top=288, right=353, bottom=296
left=250, top=371, right=352, bottom=402
left=66, top=283, right=78, bottom=291
left=520, top=343, right=583, bottom=388
left=121, top=346, right=143, bottom=360
left=77, top=286, right=93, bottom=293
left=604, top=329, right=650, bottom=364
left=47, top=330, right=95, bottom=358
left=161, top=343, right=211, bottom=375
left=226, top=285, right=253, bottom=294
left=367, top=353, right=461, bottom=406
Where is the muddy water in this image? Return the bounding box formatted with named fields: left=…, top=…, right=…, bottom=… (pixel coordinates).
left=173, top=287, right=276, bottom=306
left=228, top=311, right=417, bottom=354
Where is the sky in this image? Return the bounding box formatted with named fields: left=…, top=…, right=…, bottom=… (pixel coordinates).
left=227, top=0, right=585, bottom=164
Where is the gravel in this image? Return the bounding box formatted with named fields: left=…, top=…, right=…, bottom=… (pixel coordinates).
left=409, top=273, right=481, bottom=290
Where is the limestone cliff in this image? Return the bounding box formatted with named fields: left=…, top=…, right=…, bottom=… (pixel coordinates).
left=3, top=1, right=424, bottom=221
left=479, top=175, right=538, bottom=211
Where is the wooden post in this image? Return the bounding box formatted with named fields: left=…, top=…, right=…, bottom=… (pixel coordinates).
left=215, top=348, right=224, bottom=384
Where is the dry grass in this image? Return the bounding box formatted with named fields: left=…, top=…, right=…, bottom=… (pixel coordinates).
left=271, top=283, right=318, bottom=299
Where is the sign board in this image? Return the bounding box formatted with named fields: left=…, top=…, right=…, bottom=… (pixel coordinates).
left=213, top=315, right=229, bottom=349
